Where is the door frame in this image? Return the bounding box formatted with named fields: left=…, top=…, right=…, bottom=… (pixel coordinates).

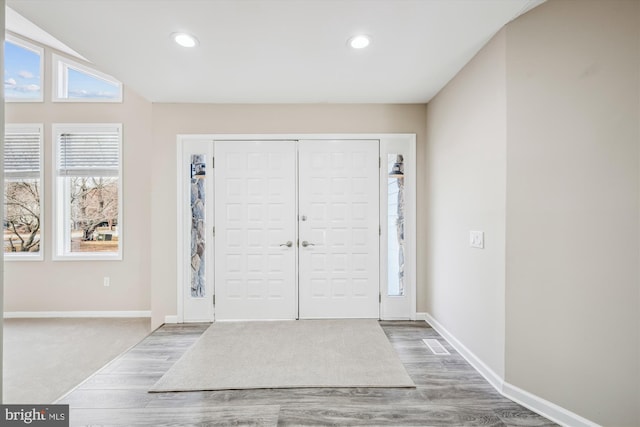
left=176, top=133, right=416, bottom=322
left=176, top=136, right=216, bottom=322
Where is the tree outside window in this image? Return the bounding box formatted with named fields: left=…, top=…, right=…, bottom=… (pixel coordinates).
left=54, top=124, right=122, bottom=259
left=68, top=177, right=119, bottom=251
left=3, top=125, right=43, bottom=259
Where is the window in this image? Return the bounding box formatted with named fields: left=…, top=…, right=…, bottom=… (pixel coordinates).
left=387, top=154, right=405, bottom=296
left=4, top=124, right=44, bottom=259
left=52, top=54, right=122, bottom=102
left=53, top=124, right=122, bottom=260
left=4, top=35, right=44, bottom=102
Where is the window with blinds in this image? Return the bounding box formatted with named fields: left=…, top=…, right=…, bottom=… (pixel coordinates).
left=3, top=124, right=43, bottom=258
left=57, top=130, right=120, bottom=177
left=53, top=124, right=123, bottom=260
left=5, top=127, right=41, bottom=178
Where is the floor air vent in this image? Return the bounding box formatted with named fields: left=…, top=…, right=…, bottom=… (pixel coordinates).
left=422, top=338, right=450, bottom=355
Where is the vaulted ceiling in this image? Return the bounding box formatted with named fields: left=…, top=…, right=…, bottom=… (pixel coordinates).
left=7, top=0, right=544, bottom=103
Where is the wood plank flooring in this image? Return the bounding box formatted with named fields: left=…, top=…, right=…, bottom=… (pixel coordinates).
left=57, top=321, right=556, bottom=426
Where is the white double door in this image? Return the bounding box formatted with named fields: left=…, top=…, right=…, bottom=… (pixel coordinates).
left=214, top=140, right=379, bottom=320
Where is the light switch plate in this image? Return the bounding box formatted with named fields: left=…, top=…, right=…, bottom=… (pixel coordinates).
left=470, top=231, right=484, bottom=249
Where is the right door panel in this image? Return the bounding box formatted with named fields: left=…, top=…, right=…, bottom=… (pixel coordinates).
left=298, top=140, right=380, bottom=319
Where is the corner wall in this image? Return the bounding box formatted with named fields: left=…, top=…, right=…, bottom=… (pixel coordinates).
left=504, top=1, right=640, bottom=425
left=424, top=30, right=507, bottom=378
left=4, top=43, right=153, bottom=314
left=150, top=104, right=428, bottom=328
left=425, top=1, right=640, bottom=425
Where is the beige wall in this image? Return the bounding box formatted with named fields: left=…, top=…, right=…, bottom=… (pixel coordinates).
left=4, top=68, right=427, bottom=321
left=505, top=1, right=639, bottom=425
left=424, top=30, right=507, bottom=377
left=4, top=43, right=153, bottom=313
left=150, top=104, right=428, bottom=327
left=426, top=1, right=640, bottom=425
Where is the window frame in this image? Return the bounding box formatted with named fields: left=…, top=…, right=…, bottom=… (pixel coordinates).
left=52, top=53, right=123, bottom=103
left=52, top=123, right=123, bottom=261
left=4, top=34, right=44, bottom=103
left=4, top=123, right=45, bottom=261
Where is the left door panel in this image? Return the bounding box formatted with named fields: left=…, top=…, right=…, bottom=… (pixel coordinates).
left=214, top=141, right=297, bottom=320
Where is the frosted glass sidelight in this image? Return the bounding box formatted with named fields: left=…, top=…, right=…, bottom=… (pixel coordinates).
left=387, top=154, right=405, bottom=296
left=190, top=154, right=206, bottom=298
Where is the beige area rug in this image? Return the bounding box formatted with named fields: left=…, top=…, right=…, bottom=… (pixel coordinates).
left=149, top=319, right=415, bottom=392
left=4, top=318, right=151, bottom=403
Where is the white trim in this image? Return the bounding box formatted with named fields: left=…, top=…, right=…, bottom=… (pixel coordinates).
left=423, top=312, right=600, bottom=427
left=415, top=312, right=428, bottom=321
left=424, top=312, right=504, bottom=390
left=502, top=382, right=601, bottom=427
left=175, top=133, right=417, bottom=323
left=2, top=254, right=43, bottom=261
left=4, top=310, right=151, bottom=318
left=379, top=136, right=417, bottom=321
left=176, top=142, right=184, bottom=323
left=176, top=137, right=215, bottom=322
left=215, top=318, right=297, bottom=322
left=164, top=315, right=178, bottom=324
left=177, top=133, right=416, bottom=141
left=4, top=34, right=44, bottom=103
left=51, top=53, right=123, bottom=103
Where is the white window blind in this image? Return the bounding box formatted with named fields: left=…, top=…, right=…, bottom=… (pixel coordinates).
left=4, top=127, right=41, bottom=179
left=56, top=128, right=120, bottom=177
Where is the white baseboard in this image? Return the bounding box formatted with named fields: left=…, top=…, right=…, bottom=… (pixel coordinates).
left=4, top=310, right=151, bottom=319
left=164, top=315, right=178, bottom=324
left=502, top=382, right=600, bottom=427
left=423, top=312, right=599, bottom=427
left=415, top=312, right=428, bottom=321
left=423, top=312, right=504, bottom=391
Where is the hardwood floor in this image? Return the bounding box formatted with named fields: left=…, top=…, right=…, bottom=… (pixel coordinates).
left=58, top=321, right=556, bottom=426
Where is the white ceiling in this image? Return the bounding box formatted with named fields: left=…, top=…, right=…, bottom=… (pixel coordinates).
left=5, top=6, right=87, bottom=60
left=7, top=0, right=544, bottom=104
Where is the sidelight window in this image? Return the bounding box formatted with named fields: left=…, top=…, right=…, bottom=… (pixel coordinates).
left=387, top=154, right=406, bottom=296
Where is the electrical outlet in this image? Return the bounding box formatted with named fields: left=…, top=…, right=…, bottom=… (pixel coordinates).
left=470, top=231, right=484, bottom=249
left=104, top=277, right=110, bottom=287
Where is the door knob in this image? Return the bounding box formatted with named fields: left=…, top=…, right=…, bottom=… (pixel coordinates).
left=301, top=240, right=315, bottom=247
left=280, top=241, right=293, bottom=248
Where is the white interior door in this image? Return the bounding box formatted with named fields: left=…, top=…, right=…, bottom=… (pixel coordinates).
left=214, top=141, right=297, bottom=320
left=298, top=140, right=380, bottom=319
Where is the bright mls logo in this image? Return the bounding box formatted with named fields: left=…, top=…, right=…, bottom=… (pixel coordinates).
left=1, top=405, right=68, bottom=426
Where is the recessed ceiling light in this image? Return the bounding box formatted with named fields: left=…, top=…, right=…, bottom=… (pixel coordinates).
left=172, top=32, right=199, bottom=48
left=348, top=35, right=370, bottom=49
